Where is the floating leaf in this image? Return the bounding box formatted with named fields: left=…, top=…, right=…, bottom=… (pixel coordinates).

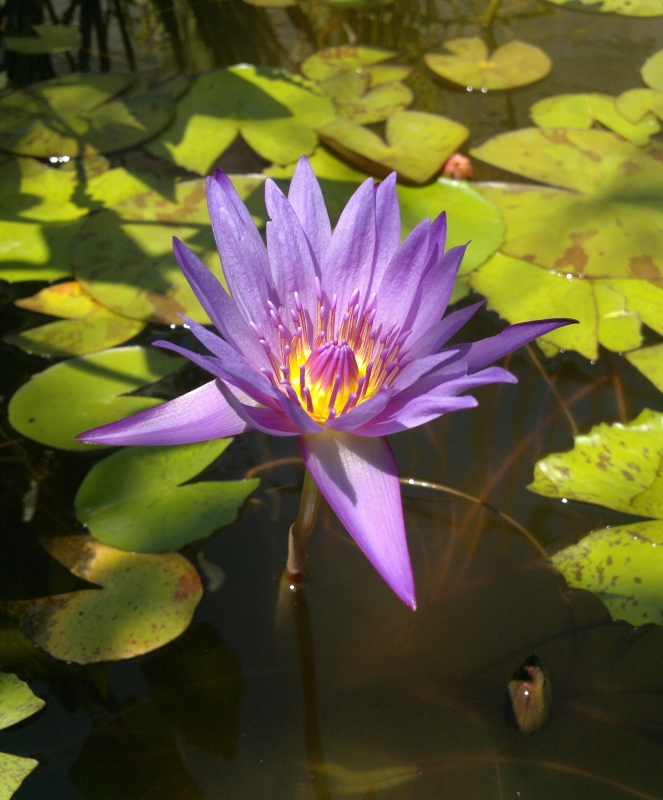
left=72, top=177, right=265, bottom=324
left=425, top=38, right=551, bottom=90
left=4, top=24, right=81, bottom=54
left=2, top=536, right=202, bottom=664
left=544, top=0, right=663, bottom=16
left=615, top=88, right=663, bottom=124
left=300, top=45, right=401, bottom=83
left=531, top=93, right=660, bottom=147
left=625, top=343, right=663, bottom=392
left=320, top=73, right=413, bottom=124
left=139, top=622, right=242, bottom=760
left=145, top=65, right=336, bottom=175
left=0, top=73, right=176, bottom=159
left=642, top=48, right=663, bottom=90
left=317, top=110, right=469, bottom=184
left=471, top=129, right=663, bottom=279
left=5, top=281, right=145, bottom=357
left=74, top=440, right=259, bottom=552
left=0, top=672, right=44, bottom=798
left=8, top=346, right=184, bottom=451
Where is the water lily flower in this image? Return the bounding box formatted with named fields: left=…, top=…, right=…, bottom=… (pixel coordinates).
left=78, top=157, right=574, bottom=610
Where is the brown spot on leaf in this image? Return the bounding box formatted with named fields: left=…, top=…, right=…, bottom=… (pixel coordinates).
left=629, top=255, right=661, bottom=280
left=621, top=470, right=634, bottom=481
left=173, top=570, right=202, bottom=602
left=554, top=246, right=588, bottom=272
left=634, top=576, right=642, bottom=583
left=620, top=159, right=641, bottom=177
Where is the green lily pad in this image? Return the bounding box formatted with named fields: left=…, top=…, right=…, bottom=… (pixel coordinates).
left=317, top=110, right=469, bottom=184
left=7, top=346, right=184, bottom=451
left=75, top=440, right=259, bottom=552
left=300, top=45, right=400, bottom=83
left=4, top=24, right=82, bottom=54
left=0, top=671, right=45, bottom=799
left=243, top=0, right=296, bottom=6
left=0, top=72, right=176, bottom=159
left=471, top=129, right=663, bottom=279
left=643, top=48, right=663, bottom=90
left=625, top=343, right=663, bottom=392
left=0, top=753, right=39, bottom=800
left=615, top=88, right=663, bottom=124
left=5, top=281, right=145, bottom=357
left=530, top=93, right=661, bottom=147
left=320, top=73, right=413, bottom=124
left=424, top=38, right=551, bottom=91
left=1, top=536, right=202, bottom=663
left=145, top=65, right=336, bottom=175
left=544, top=0, right=663, bottom=15
left=72, top=176, right=265, bottom=324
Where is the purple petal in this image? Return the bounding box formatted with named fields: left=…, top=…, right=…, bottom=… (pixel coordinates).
left=425, top=211, right=447, bottom=268
left=371, top=173, right=400, bottom=290
left=172, top=238, right=269, bottom=370
left=215, top=380, right=301, bottom=436
left=392, top=348, right=461, bottom=392
left=265, top=179, right=317, bottom=324
left=373, top=219, right=430, bottom=332
left=206, top=177, right=277, bottom=349
left=322, top=178, right=376, bottom=322
left=404, top=244, right=468, bottom=342
left=299, top=432, right=415, bottom=609
left=325, top=389, right=393, bottom=432
left=287, top=155, right=331, bottom=271
left=75, top=380, right=249, bottom=445
left=406, top=300, right=484, bottom=361
left=213, top=170, right=262, bottom=236
left=464, top=319, right=577, bottom=373
left=354, top=395, right=478, bottom=436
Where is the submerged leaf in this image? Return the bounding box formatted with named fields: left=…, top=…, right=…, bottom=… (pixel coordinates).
left=1, top=536, right=202, bottom=663
left=75, top=441, right=259, bottom=552
left=145, top=65, right=336, bottom=175
left=425, top=38, right=551, bottom=90
left=8, top=346, right=184, bottom=450
left=317, top=110, right=469, bottom=184
left=4, top=24, right=81, bottom=54
left=323, top=763, right=420, bottom=794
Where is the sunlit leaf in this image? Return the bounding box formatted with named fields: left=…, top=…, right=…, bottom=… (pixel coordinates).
left=139, top=622, right=242, bottom=760
left=0, top=753, right=39, bottom=800
left=74, top=441, right=259, bottom=552
left=544, top=0, right=663, bottom=16
left=0, top=73, right=176, bottom=158
left=2, top=536, right=202, bottom=663
left=531, top=93, right=660, bottom=146
left=642, top=47, right=663, bottom=90
left=625, top=344, right=663, bottom=392
left=72, top=176, right=265, bottom=324
left=471, top=130, right=663, bottom=279
left=320, top=73, right=413, bottom=124
left=14, top=280, right=103, bottom=318
left=317, top=110, right=469, bottom=184
left=8, top=346, right=184, bottom=451
left=425, top=38, right=551, bottom=90
left=145, top=65, right=336, bottom=175
left=300, top=45, right=400, bottom=83
left=4, top=24, right=81, bottom=54
left=0, top=672, right=44, bottom=730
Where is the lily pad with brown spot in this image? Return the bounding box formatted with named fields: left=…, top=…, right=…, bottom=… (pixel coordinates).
left=471, top=129, right=663, bottom=280
left=72, top=176, right=265, bottom=325
left=625, top=343, right=663, bottom=393
left=1, top=536, right=202, bottom=664
left=317, top=111, right=469, bottom=184
left=0, top=672, right=43, bottom=800
left=425, top=38, right=551, bottom=91
left=320, top=73, right=413, bottom=124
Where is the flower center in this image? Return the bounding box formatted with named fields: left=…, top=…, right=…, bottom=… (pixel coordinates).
left=250, top=278, right=410, bottom=424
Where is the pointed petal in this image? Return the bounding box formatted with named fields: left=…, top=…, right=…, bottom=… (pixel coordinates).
left=325, top=389, right=393, bottom=431
left=215, top=380, right=301, bottom=436
left=371, top=172, right=400, bottom=289
left=287, top=155, right=331, bottom=270
left=426, top=211, right=447, bottom=267
left=172, top=238, right=269, bottom=370
left=354, top=395, right=478, bottom=436
left=406, top=301, right=484, bottom=361
left=299, top=432, right=415, bottom=609
left=392, top=348, right=461, bottom=392
left=213, top=169, right=261, bottom=235
left=76, top=380, right=249, bottom=445
left=465, top=319, right=577, bottom=373
left=322, top=177, right=376, bottom=321
left=265, top=179, right=317, bottom=322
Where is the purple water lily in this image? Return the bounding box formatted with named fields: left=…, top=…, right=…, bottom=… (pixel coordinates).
left=78, top=157, right=574, bottom=609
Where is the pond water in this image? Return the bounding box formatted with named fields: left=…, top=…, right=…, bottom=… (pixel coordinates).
left=1, top=1, right=663, bottom=798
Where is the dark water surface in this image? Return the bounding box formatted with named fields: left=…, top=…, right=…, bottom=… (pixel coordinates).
left=2, top=2, right=663, bottom=798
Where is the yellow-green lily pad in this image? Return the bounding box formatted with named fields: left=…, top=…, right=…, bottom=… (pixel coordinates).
left=471, top=129, right=663, bottom=279
left=425, top=38, right=551, bottom=91
left=531, top=93, right=661, bottom=147
left=4, top=24, right=81, bottom=54
left=0, top=72, right=176, bottom=159
left=317, top=110, right=469, bottom=184
left=145, top=65, right=336, bottom=175
left=72, top=176, right=265, bottom=325
left=8, top=346, right=184, bottom=451
left=625, top=343, right=663, bottom=393
left=320, top=73, right=413, bottom=124
left=1, top=536, right=202, bottom=663
left=300, top=45, right=400, bottom=83
left=0, top=672, right=43, bottom=800
left=75, top=440, right=259, bottom=552
left=643, top=48, right=663, bottom=90
left=544, top=0, right=663, bottom=15
left=615, top=88, right=663, bottom=124
left=5, top=281, right=145, bottom=357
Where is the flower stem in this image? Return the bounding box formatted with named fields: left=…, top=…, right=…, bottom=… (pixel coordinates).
left=286, top=469, right=321, bottom=578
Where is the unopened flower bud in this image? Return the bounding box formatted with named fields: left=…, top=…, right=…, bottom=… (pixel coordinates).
left=442, top=153, right=473, bottom=180
left=506, top=654, right=551, bottom=734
